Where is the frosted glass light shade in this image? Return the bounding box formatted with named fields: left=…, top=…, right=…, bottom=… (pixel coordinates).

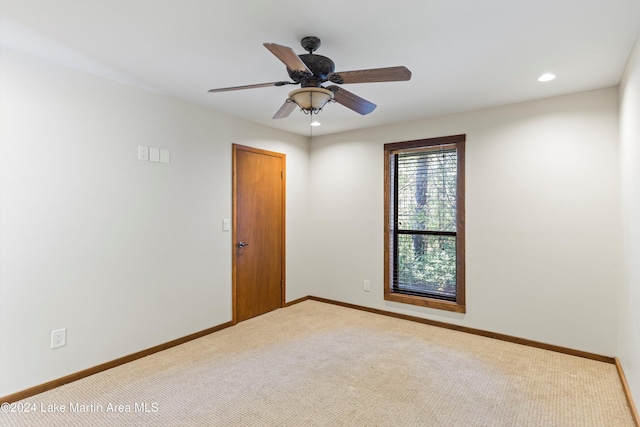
left=288, top=87, right=334, bottom=111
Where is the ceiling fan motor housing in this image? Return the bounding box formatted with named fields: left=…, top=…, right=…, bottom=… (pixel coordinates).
left=288, top=54, right=335, bottom=87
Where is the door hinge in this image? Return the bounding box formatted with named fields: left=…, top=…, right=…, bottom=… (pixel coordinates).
left=281, top=171, right=284, bottom=178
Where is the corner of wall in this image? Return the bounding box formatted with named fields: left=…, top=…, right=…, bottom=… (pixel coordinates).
left=618, top=32, right=640, bottom=413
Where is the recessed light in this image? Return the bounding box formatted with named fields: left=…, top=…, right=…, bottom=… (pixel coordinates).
left=310, top=121, right=321, bottom=127
left=538, top=73, right=556, bottom=82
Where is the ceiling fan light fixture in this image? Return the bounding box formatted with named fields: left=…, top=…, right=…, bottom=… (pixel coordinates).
left=288, top=87, right=334, bottom=113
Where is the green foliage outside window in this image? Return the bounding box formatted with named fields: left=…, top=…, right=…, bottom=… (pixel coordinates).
left=394, top=148, right=458, bottom=300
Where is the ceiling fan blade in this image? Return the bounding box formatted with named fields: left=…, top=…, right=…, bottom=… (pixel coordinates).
left=327, top=86, right=376, bottom=115
left=273, top=100, right=297, bottom=119
left=329, top=66, right=411, bottom=84
left=263, top=43, right=311, bottom=74
left=208, top=81, right=292, bottom=93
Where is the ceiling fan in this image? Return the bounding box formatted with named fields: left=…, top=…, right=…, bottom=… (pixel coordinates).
left=208, top=36, right=411, bottom=119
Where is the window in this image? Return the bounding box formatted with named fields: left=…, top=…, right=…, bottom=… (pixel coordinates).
left=384, top=135, right=465, bottom=313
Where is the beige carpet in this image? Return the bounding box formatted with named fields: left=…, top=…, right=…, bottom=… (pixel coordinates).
left=1, top=300, right=634, bottom=426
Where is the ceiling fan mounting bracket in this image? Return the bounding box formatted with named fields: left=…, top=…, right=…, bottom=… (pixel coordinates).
left=301, top=36, right=321, bottom=54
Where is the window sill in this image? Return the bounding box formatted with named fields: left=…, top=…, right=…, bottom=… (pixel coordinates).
left=384, top=291, right=466, bottom=313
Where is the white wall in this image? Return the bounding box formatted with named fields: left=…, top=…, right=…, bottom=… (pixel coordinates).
left=0, top=49, right=309, bottom=396
left=619, top=35, right=640, bottom=406
left=309, top=87, right=621, bottom=357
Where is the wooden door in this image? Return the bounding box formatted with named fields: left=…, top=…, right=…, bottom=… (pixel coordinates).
left=233, top=144, right=285, bottom=323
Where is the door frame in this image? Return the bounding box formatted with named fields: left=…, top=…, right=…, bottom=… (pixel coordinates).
left=232, top=144, right=286, bottom=325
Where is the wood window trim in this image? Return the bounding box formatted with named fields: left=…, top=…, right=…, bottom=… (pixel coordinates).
left=384, top=135, right=466, bottom=313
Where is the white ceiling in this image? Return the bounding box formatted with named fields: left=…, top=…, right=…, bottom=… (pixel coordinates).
left=1, top=0, right=639, bottom=137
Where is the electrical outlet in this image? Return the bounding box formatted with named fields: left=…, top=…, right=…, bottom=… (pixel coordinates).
left=363, top=280, right=371, bottom=292
left=51, top=328, right=66, bottom=349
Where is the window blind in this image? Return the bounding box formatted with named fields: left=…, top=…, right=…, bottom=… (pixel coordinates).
left=392, top=147, right=458, bottom=301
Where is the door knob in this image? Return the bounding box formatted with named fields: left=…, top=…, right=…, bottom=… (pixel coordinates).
left=237, top=242, right=249, bottom=248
